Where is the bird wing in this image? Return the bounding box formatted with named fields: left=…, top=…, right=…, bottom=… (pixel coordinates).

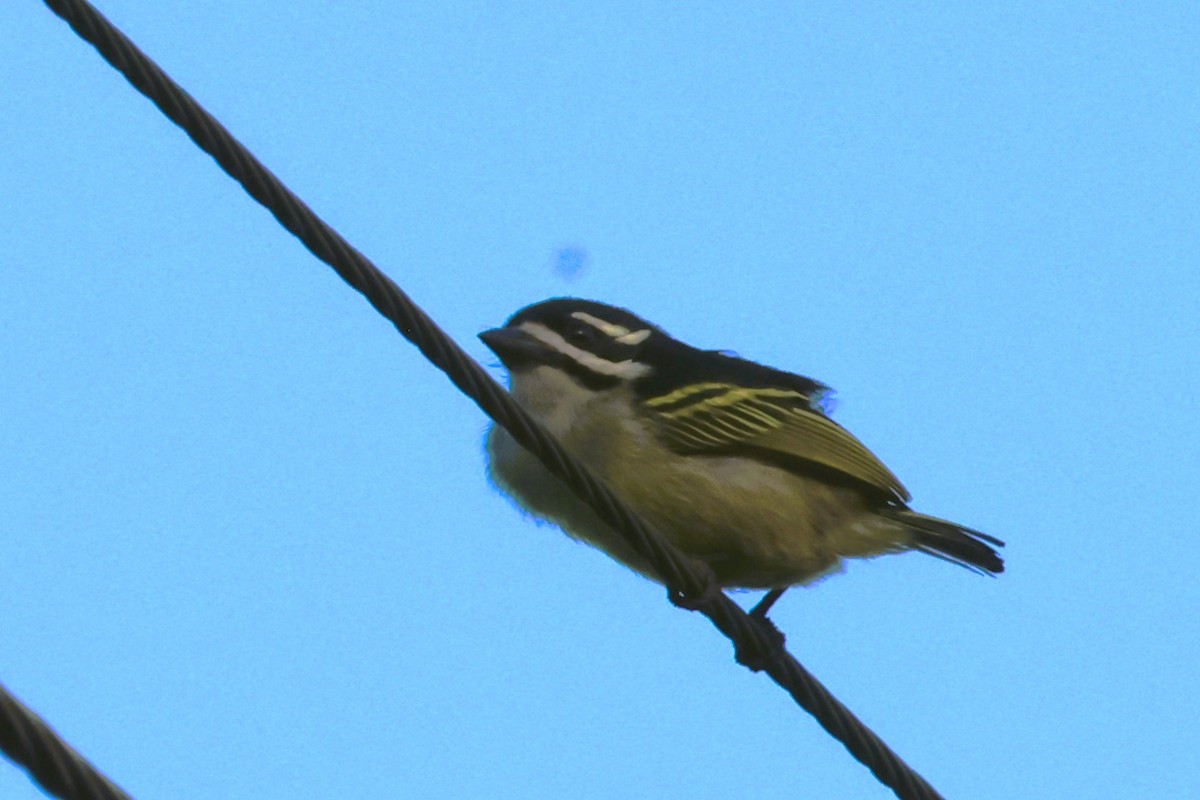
left=644, top=383, right=911, bottom=503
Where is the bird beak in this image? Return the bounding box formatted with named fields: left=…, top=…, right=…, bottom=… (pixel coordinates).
left=479, top=326, right=548, bottom=369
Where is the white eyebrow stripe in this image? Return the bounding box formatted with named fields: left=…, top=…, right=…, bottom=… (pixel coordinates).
left=615, top=329, right=651, bottom=345
left=570, top=311, right=630, bottom=338
left=569, top=311, right=651, bottom=346
left=521, top=321, right=652, bottom=379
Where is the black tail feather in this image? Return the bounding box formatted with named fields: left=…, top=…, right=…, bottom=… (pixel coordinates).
left=882, top=509, right=1005, bottom=575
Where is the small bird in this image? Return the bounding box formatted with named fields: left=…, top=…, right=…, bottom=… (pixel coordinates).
left=481, top=298, right=1002, bottom=616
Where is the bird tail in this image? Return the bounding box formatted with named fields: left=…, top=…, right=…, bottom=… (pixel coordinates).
left=881, top=508, right=1005, bottom=575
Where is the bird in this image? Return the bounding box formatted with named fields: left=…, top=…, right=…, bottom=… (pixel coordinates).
left=480, top=298, right=1003, bottom=617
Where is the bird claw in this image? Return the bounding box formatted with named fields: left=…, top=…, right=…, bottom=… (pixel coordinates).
left=667, top=576, right=721, bottom=613
left=734, top=614, right=787, bottom=672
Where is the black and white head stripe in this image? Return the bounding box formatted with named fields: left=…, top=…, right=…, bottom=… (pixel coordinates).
left=568, top=311, right=653, bottom=345
left=505, top=298, right=664, bottom=339
left=497, top=298, right=666, bottom=386
left=515, top=320, right=653, bottom=380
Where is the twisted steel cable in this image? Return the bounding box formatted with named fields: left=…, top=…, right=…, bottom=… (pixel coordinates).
left=0, top=682, right=132, bottom=800
left=9, top=2, right=952, bottom=799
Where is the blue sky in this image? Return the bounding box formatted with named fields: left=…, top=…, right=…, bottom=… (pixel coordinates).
left=3, top=3, right=1198, bottom=798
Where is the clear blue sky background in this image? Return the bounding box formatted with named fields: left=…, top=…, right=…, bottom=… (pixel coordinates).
left=3, top=3, right=1198, bottom=798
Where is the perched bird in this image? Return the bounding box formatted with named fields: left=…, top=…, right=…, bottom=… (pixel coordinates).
left=481, top=298, right=1002, bottom=615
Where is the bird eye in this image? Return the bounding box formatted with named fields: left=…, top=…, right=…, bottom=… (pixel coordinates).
left=564, top=323, right=597, bottom=348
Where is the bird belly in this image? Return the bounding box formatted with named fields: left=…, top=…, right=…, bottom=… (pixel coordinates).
left=487, top=422, right=909, bottom=589
left=604, top=451, right=852, bottom=588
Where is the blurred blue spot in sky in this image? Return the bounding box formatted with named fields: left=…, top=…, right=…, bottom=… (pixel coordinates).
left=553, top=245, right=589, bottom=281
